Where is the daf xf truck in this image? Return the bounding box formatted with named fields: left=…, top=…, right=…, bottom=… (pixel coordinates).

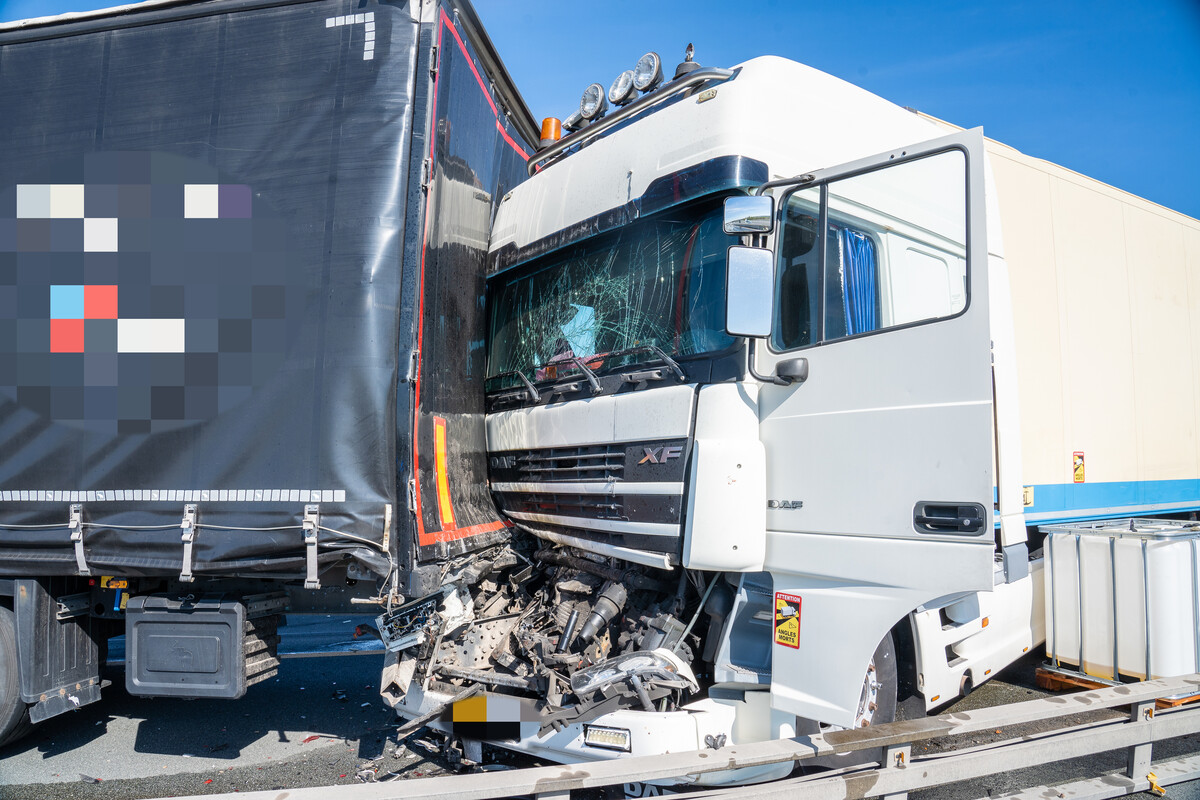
left=380, top=51, right=1200, bottom=785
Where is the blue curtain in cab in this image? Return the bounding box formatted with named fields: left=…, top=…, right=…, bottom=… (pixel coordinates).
left=840, top=229, right=877, bottom=335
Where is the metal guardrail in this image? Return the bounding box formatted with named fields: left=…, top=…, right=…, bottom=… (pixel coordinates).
left=155, top=674, right=1200, bottom=800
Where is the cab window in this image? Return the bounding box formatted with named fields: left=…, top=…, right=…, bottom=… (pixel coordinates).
left=772, top=150, right=968, bottom=352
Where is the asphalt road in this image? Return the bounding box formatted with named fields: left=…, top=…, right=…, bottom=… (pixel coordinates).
left=1, top=618, right=1199, bottom=800
left=0, top=614, right=465, bottom=799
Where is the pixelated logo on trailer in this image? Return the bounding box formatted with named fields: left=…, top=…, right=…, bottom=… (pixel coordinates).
left=0, top=152, right=297, bottom=434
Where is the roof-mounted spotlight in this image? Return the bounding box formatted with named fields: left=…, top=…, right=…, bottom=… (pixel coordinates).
left=563, top=110, right=585, bottom=132
left=608, top=69, right=636, bottom=107
left=632, top=52, right=663, bottom=93
left=579, top=82, right=608, bottom=121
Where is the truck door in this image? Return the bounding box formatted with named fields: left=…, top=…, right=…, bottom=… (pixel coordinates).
left=755, top=129, right=996, bottom=724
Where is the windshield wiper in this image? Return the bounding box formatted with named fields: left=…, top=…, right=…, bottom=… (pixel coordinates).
left=488, top=369, right=540, bottom=403
left=562, top=357, right=601, bottom=394
left=614, top=344, right=686, bottom=384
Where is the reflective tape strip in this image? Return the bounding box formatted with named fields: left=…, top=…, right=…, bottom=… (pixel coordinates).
left=433, top=416, right=456, bottom=530
left=0, top=489, right=347, bottom=503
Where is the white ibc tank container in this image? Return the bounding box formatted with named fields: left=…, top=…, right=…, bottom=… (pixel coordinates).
left=1042, top=518, right=1200, bottom=681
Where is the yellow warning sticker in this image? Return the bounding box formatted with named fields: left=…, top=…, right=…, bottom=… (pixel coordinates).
left=99, top=576, right=127, bottom=589
left=1073, top=451, right=1085, bottom=484
left=774, top=592, right=801, bottom=649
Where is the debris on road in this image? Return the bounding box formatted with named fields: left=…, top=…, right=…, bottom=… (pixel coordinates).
left=411, top=737, right=440, bottom=756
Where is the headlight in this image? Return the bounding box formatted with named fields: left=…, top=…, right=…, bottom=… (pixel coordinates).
left=570, top=648, right=699, bottom=696
left=608, top=69, right=636, bottom=106
left=579, top=82, right=608, bottom=121
left=632, top=52, right=663, bottom=92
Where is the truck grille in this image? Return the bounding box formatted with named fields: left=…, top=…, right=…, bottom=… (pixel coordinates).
left=487, top=438, right=691, bottom=554
left=491, top=444, right=627, bottom=483
left=502, top=492, right=626, bottom=520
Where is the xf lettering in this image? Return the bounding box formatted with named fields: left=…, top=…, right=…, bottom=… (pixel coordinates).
left=638, top=445, right=682, bottom=465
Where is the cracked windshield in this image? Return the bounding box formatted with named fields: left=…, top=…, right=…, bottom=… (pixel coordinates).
left=487, top=204, right=735, bottom=387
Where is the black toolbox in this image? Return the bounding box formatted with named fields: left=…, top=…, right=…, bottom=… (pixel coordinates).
left=125, top=594, right=283, bottom=699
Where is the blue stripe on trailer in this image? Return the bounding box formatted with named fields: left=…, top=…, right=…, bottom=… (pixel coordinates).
left=1020, top=479, right=1200, bottom=524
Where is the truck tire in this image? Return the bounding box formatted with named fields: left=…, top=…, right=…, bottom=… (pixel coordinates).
left=0, top=605, right=32, bottom=749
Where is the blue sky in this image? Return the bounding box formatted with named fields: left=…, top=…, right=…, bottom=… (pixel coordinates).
left=3, top=0, right=1198, bottom=218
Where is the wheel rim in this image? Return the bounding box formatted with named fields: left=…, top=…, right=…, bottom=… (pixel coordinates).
left=854, top=656, right=881, bottom=728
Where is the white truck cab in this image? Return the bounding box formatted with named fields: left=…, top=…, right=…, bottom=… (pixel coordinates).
left=383, top=53, right=1195, bottom=785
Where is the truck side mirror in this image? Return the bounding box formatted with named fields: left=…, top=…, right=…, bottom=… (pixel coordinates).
left=723, top=195, right=774, bottom=234
left=725, top=246, right=773, bottom=339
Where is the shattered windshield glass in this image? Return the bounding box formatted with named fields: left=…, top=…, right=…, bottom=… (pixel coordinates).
left=486, top=203, right=735, bottom=386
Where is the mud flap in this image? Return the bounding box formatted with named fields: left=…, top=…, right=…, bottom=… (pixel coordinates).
left=14, top=578, right=102, bottom=723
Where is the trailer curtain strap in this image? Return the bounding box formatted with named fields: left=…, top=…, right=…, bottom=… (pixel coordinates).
left=303, top=504, right=321, bottom=590
left=179, top=504, right=198, bottom=583
left=69, top=503, right=89, bottom=576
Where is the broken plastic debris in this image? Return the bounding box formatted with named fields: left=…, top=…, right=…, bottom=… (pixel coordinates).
left=412, top=738, right=439, bottom=755
left=360, top=702, right=371, bottom=707
left=80, top=774, right=101, bottom=784
left=204, top=779, right=213, bottom=784
left=302, top=735, right=321, bottom=744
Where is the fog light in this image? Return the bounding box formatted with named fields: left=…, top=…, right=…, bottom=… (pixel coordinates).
left=632, top=52, right=663, bottom=92
left=608, top=69, right=636, bottom=106
left=579, top=82, right=608, bottom=121
left=583, top=724, right=631, bottom=752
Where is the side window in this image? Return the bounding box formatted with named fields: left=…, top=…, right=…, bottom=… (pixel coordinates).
left=774, top=188, right=821, bottom=350
left=772, top=149, right=968, bottom=351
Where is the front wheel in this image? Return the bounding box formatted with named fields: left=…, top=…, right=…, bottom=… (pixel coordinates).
left=0, top=605, right=32, bottom=748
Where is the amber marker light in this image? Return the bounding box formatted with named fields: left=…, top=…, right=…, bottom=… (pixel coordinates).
left=539, top=117, right=562, bottom=148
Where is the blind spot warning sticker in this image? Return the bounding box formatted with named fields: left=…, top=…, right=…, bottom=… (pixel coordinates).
left=774, top=592, right=801, bottom=649
left=1073, top=451, right=1085, bottom=483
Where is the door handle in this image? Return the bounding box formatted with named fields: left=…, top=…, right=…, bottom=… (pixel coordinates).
left=913, top=502, right=986, bottom=535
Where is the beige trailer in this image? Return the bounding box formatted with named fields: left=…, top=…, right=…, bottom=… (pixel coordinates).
left=927, top=112, right=1200, bottom=524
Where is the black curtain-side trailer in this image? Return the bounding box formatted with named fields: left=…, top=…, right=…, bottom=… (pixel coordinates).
left=0, top=0, right=535, bottom=737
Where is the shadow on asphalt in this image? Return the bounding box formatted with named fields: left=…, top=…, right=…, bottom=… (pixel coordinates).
left=1, top=652, right=388, bottom=763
